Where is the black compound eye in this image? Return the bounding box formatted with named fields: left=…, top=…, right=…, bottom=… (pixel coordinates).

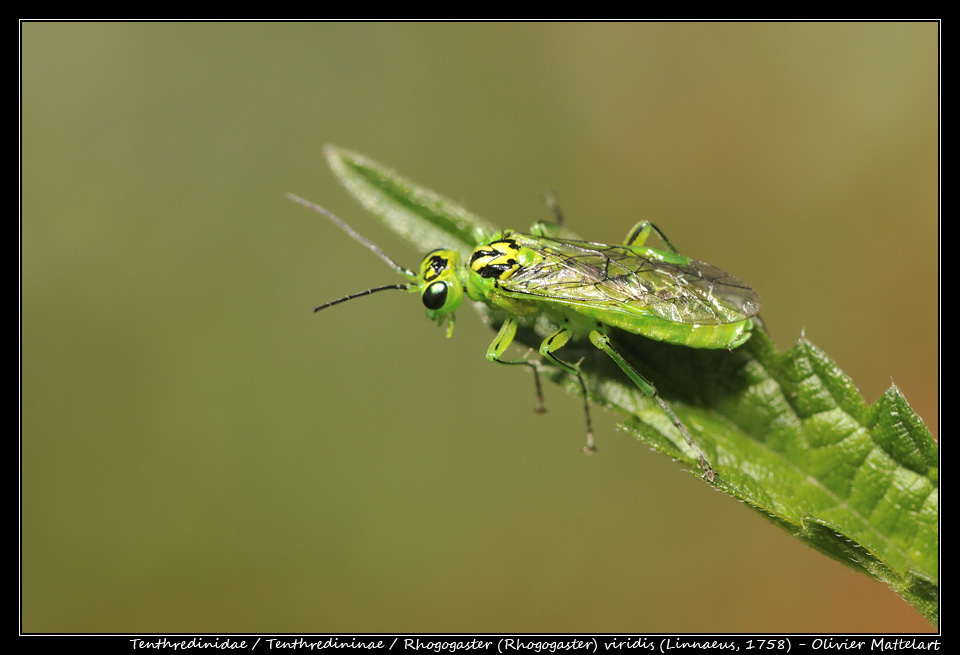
left=421, top=281, right=448, bottom=310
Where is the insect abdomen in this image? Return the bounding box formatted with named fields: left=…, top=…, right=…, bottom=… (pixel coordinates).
left=571, top=304, right=755, bottom=349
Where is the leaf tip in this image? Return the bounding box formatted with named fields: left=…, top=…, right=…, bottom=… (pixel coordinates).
left=323, top=143, right=352, bottom=170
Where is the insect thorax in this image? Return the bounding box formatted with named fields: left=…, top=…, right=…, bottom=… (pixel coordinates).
left=461, top=233, right=543, bottom=317
left=468, top=235, right=524, bottom=280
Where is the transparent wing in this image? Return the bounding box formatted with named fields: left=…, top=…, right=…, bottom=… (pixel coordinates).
left=500, top=235, right=761, bottom=325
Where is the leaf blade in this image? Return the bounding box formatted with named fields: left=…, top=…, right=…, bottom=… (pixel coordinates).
left=324, top=144, right=497, bottom=258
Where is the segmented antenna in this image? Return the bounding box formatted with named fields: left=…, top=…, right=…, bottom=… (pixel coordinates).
left=287, top=193, right=417, bottom=281
left=314, top=284, right=413, bottom=312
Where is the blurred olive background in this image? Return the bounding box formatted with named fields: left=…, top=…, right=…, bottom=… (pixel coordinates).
left=22, top=22, right=937, bottom=633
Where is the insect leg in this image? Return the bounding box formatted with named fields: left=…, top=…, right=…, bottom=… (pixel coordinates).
left=589, top=330, right=715, bottom=482
left=530, top=192, right=578, bottom=239
left=543, top=190, right=565, bottom=226
left=623, top=221, right=681, bottom=254
left=538, top=325, right=595, bottom=454
left=486, top=317, right=545, bottom=414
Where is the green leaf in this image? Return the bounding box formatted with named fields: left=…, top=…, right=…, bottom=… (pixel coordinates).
left=535, top=328, right=939, bottom=626
left=323, top=145, right=497, bottom=259
left=319, top=144, right=939, bottom=626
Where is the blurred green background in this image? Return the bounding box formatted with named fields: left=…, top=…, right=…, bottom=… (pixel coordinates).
left=22, top=22, right=937, bottom=633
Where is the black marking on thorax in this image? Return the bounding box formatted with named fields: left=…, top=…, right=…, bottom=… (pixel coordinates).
left=469, top=238, right=522, bottom=280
